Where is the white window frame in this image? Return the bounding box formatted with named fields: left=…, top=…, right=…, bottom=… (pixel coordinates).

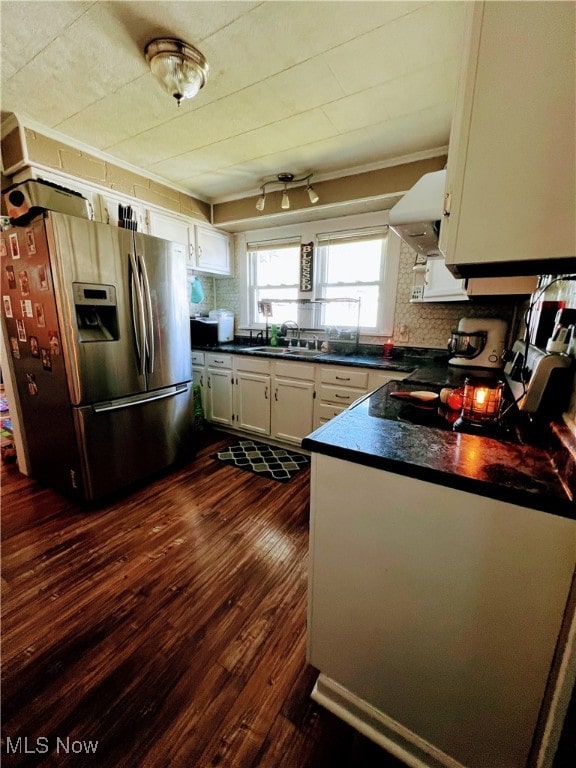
left=246, top=237, right=302, bottom=327
left=239, top=216, right=400, bottom=338
left=315, top=227, right=393, bottom=335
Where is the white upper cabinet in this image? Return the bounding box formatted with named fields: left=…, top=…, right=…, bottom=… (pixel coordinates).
left=440, top=1, right=576, bottom=276
left=411, top=254, right=468, bottom=303
left=98, top=191, right=147, bottom=232
left=147, top=209, right=192, bottom=266
left=194, top=224, right=233, bottom=276
left=147, top=210, right=233, bottom=276
left=16, top=167, right=232, bottom=277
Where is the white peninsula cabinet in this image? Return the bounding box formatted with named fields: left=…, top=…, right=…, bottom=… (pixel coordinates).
left=440, top=1, right=576, bottom=275
left=308, top=455, right=575, bottom=768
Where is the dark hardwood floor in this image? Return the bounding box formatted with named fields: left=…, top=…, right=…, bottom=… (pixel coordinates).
left=1, top=430, right=405, bottom=768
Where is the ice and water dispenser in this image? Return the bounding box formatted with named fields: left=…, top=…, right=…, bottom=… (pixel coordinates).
left=73, top=282, right=119, bottom=342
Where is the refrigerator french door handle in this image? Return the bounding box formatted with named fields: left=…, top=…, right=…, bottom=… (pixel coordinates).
left=93, top=384, right=188, bottom=413
left=128, top=239, right=146, bottom=376
left=137, top=248, right=155, bottom=374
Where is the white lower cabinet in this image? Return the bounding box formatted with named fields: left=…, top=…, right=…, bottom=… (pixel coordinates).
left=191, top=351, right=206, bottom=413
left=367, top=369, right=407, bottom=391
left=202, top=354, right=409, bottom=443
left=205, top=354, right=234, bottom=426
left=313, top=365, right=407, bottom=430
left=233, top=357, right=271, bottom=436
left=271, top=361, right=316, bottom=445
left=313, top=365, right=369, bottom=430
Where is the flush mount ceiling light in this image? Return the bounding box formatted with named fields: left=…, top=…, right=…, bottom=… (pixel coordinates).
left=255, top=172, right=320, bottom=212
left=145, top=38, right=209, bottom=106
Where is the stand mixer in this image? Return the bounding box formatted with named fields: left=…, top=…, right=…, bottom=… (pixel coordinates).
left=448, top=317, right=508, bottom=369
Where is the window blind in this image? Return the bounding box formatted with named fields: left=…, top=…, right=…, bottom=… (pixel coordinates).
left=316, top=226, right=388, bottom=245
left=246, top=237, right=301, bottom=252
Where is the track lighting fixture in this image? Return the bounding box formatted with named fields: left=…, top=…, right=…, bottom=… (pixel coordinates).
left=255, top=173, right=320, bottom=212
left=307, top=184, right=319, bottom=205
left=145, top=38, right=209, bottom=106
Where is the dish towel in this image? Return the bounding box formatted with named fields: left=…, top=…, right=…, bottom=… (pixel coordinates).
left=190, top=277, right=205, bottom=304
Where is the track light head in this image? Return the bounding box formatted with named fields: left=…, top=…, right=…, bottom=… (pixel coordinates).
left=307, top=185, right=319, bottom=204
left=255, top=172, right=319, bottom=211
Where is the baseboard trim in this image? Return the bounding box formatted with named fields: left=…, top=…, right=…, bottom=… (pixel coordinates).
left=311, top=674, right=465, bottom=768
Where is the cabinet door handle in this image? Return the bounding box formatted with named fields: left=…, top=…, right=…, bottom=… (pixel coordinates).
left=264, top=386, right=268, bottom=400
left=207, top=376, right=211, bottom=389
left=200, top=374, right=204, bottom=387
left=335, top=376, right=351, bottom=381
left=443, top=192, right=451, bottom=217
left=335, top=394, right=351, bottom=400
left=274, top=388, right=278, bottom=402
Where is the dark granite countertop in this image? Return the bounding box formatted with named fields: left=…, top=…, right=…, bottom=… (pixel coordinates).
left=302, top=381, right=574, bottom=519
left=191, top=341, right=440, bottom=374
left=192, top=341, right=574, bottom=517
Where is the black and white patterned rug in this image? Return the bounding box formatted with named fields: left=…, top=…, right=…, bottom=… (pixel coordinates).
left=213, top=440, right=309, bottom=482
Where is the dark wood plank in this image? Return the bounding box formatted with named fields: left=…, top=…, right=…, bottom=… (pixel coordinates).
left=0, top=430, right=418, bottom=768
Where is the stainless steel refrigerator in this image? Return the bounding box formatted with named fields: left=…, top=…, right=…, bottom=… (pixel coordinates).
left=1, top=210, right=192, bottom=501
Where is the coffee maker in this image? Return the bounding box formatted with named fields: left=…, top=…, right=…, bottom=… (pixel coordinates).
left=448, top=317, right=508, bottom=369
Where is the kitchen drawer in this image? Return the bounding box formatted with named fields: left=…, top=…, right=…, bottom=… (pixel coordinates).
left=206, top=353, right=232, bottom=369
left=317, top=402, right=347, bottom=422
left=367, top=370, right=407, bottom=390
left=234, top=356, right=271, bottom=375
left=274, top=360, right=316, bottom=381
left=318, top=366, right=369, bottom=389
left=191, top=351, right=205, bottom=366
left=318, top=384, right=366, bottom=407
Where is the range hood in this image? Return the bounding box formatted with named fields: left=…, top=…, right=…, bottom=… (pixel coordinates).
left=388, top=170, right=445, bottom=256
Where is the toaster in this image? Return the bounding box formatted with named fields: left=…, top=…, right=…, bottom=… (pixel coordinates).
left=190, top=310, right=234, bottom=347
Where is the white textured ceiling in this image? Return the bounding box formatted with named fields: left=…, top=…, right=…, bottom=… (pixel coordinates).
left=1, top=1, right=466, bottom=202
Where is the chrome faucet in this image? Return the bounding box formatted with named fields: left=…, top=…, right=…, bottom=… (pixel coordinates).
left=280, top=320, right=299, bottom=346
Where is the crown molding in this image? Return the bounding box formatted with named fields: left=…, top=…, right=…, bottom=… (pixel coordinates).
left=1, top=112, right=211, bottom=203
left=211, top=146, right=449, bottom=204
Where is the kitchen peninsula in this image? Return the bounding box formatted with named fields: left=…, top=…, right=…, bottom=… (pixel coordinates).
left=302, top=373, right=575, bottom=768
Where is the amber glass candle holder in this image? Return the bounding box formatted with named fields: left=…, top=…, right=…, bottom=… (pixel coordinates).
left=453, top=378, right=504, bottom=433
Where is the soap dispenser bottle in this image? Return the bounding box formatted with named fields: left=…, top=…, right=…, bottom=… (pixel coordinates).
left=270, top=324, right=279, bottom=347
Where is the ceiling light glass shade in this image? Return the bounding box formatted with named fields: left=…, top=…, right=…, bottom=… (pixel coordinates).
left=256, top=193, right=266, bottom=212
left=307, top=185, right=319, bottom=204
left=145, top=38, right=209, bottom=105
left=281, top=189, right=290, bottom=209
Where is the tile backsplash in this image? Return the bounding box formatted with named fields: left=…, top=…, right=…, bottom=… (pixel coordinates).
left=389, top=241, right=518, bottom=348
left=208, top=236, right=519, bottom=351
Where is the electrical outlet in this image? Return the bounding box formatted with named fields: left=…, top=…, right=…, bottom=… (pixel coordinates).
left=410, top=286, right=423, bottom=302
left=398, top=324, right=409, bottom=343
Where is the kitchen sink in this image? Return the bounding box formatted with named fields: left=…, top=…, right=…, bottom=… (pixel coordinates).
left=242, top=346, right=325, bottom=358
